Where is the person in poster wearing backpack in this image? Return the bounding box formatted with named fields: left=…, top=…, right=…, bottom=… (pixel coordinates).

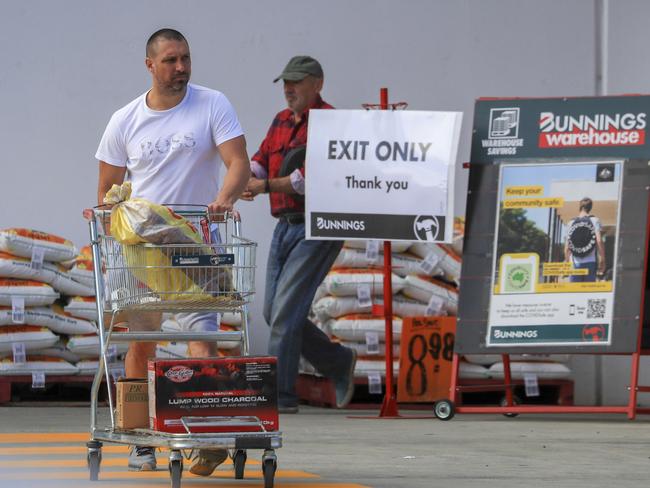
left=564, top=197, right=606, bottom=282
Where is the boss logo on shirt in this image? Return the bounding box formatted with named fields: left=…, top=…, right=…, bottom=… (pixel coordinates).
left=140, top=132, right=196, bottom=157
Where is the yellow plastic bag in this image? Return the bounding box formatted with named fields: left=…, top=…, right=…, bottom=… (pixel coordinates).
left=104, top=183, right=231, bottom=302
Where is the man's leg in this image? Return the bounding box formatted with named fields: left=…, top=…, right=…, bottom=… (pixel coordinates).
left=124, top=311, right=161, bottom=471
left=267, top=226, right=349, bottom=408
left=263, top=221, right=286, bottom=326
left=176, top=312, right=228, bottom=477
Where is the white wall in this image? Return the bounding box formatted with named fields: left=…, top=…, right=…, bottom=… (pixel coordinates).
left=7, top=0, right=642, bottom=405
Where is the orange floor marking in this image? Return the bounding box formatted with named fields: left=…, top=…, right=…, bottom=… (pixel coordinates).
left=0, top=432, right=89, bottom=443
left=0, top=445, right=129, bottom=455
left=0, top=433, right=370, bottom=488
left=0, top=469, right=319, bottom=480
left=0, top=447, right=261, bottom=465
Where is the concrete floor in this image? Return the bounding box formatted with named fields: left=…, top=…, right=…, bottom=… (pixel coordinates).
left=0, top=405, right=649, bottom=487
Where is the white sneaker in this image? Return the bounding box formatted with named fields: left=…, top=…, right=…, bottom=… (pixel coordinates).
left=128, top=446, right=156, bottom=471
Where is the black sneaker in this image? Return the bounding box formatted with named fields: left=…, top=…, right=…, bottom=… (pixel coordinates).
left=334, top=348, right=357, bottom=408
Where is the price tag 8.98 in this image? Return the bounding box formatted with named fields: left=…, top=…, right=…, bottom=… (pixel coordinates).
left=397, top=316, right=456, bottom=403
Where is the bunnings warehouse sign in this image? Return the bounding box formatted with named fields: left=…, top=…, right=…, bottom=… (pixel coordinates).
left=305, top=110, right=462, bottom=242
left=454, top=94, right=650, bottom=354
left=471, top=96, right=650, bottom=163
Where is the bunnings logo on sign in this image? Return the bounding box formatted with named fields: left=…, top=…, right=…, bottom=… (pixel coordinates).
left=538, top=111, right=647, bottom=148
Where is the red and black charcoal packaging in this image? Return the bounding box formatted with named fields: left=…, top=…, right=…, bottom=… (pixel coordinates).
left=148, top=356, right=278, bottom=433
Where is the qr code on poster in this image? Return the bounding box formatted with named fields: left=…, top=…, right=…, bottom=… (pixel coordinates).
left=587, top=299, right=606, bottom=319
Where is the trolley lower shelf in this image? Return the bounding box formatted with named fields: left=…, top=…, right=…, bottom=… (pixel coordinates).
left=88, top=427, right=281, bottom=487
left=91, top=427, right=282, bottom=451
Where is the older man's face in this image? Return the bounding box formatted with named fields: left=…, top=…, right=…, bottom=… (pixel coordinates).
left=283, top=75, right=323, bottom=116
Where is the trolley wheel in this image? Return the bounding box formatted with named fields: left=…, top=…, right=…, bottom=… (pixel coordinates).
left=433, top=399, right=455, bottom=420
left=86, top=441, right=102, bottom=481
left=262, top=450, right=277, bottom=488
left=233, top=449, right=247, bottom=479
left=500, top=394, right=522, bottom=418
left=168, top=458, right=183, bottom=488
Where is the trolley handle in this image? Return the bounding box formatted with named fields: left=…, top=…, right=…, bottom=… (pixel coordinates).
left=180, top=415, right=267, bottom=434
left=209, top=210, right=242, bottom=236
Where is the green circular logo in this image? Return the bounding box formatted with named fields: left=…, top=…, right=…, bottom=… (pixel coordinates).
left=506, top=265, right=530, bottom=290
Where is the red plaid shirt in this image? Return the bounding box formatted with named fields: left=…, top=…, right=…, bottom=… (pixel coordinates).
left=251, top=96, right=333, bottom=216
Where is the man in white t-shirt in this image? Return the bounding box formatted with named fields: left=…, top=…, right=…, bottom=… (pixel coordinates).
left=95, top=28, right=250, bottom=475
left=564, top=197, right=606, bottom=282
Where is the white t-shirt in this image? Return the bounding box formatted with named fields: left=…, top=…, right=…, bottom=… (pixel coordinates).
left=96, top=83, right=243, bottom=206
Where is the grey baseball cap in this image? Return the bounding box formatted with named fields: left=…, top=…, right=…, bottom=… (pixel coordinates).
left=273, top=55, right=323, bottom=83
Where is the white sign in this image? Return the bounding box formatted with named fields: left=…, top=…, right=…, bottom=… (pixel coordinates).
left=305, top=110, right=462, bottom=242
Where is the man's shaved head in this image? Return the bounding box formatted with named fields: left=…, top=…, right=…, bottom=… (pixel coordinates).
left=146, top=28, right=187, bottom=57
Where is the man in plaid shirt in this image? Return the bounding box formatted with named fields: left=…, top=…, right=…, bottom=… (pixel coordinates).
left=243, top=56, right=356, bottom=413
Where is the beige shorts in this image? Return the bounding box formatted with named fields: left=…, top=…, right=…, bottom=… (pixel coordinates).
left=109, top=311, right=219, bottom=332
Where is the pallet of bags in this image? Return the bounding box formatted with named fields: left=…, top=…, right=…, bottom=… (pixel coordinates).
left=321, top=268, right=406, bottom=297
left=409, top=242, right=461, bottom=286
left=326, top=313, right=402, bottom=384
left=303, top=232, right=465, bottom=405
left=0, top=325, right=59, bottom=355
left=313, top=293, right=430, bottom=323
left=67, top=328, right=129, bottom=359
left=0, top=229, right=78, bottom=263
left=463, top=354, right=572, bottom=380
left=76, top=358, right=125, bottom=377
left=64, top=297, right=98, bottom=322
left=0, top=232, right=94, bottom=298
left=334, top=246, right=445, bottom=278
left=401, top=275, right=459, bottom=316
left=0, top=355, right=79, bottom=376
left=0, top=304, right=96, bottom=335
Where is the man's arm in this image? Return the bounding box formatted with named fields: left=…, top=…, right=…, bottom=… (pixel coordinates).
left=243, top=175, right=296, bottom=200
left=98, top=161, right=127, bottom=205
left=212, top=135, right=251, bottom=215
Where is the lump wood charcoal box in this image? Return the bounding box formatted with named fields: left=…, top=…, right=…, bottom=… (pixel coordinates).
left=148, top=356, right=278, bottom=433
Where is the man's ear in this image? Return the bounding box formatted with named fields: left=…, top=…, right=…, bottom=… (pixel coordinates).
left=315, top=77, right=324, bottom=93
left=145, top=58, right=153, bottom=73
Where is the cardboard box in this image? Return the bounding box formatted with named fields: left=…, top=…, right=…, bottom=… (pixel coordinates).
left=148, top=356, right=278, bottom=433
left=116, top=378, right=149, bottom=430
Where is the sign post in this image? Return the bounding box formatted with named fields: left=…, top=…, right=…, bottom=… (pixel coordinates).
left=378, top=88, right=398, bottom=417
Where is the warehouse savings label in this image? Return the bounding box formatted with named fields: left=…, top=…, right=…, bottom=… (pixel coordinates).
left=471, top=96, right=650, bottom=162
left=306, top=110, right=462, bottom=242
left=487, top=161, right=623, bottom=347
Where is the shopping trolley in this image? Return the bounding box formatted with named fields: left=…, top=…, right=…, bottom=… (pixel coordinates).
left=84, top=204, right=281, bottom=488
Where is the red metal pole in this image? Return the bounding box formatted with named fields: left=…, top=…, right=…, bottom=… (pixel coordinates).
left=449, top=353, right=460, bottom=403
left=503, top=354, right=514, bottom=406
left=379, top=87, right=399, bottom=417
